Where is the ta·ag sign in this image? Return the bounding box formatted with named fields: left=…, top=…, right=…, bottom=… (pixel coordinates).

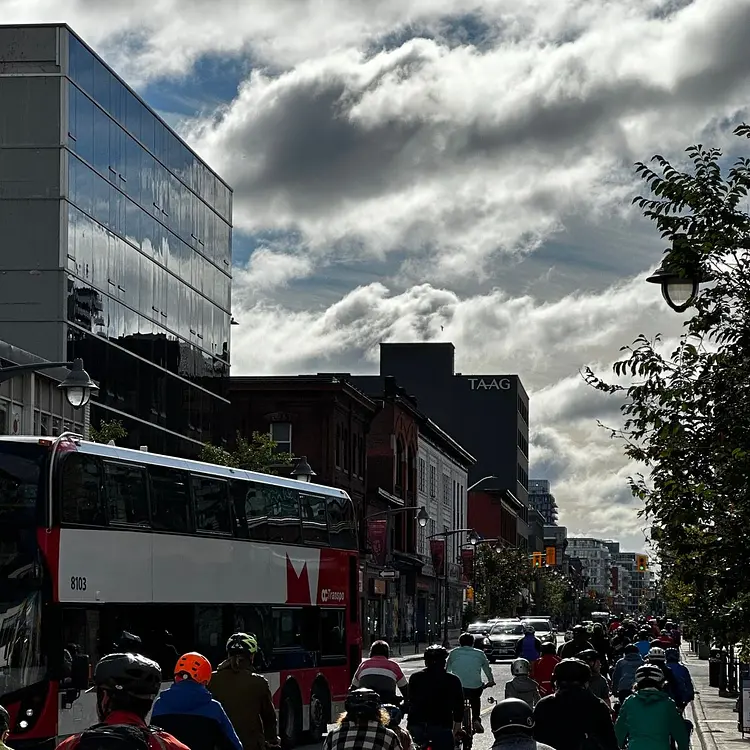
left=467, top=378, right=511, bottom=391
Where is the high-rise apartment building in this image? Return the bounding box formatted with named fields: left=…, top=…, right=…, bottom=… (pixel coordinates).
left=0, top=25, right=232, bottom=456
left=567, top=537, right=612, bottom=595
left=529, top=479, right=559, bottom=525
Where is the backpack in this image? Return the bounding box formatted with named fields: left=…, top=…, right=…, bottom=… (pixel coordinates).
left=76, top=724, right=166, bottom=750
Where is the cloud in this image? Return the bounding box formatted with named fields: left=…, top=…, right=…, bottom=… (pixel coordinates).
left=185, top=0, right=750, bottom=281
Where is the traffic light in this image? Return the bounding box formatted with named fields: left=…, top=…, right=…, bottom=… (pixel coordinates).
left=545, top=546, right=556, bottom=566
left=532, top=552, right=543, bottom=568
left=466, top=586, right=474, bottom=602
left=636, top=554, right=648, bottom=572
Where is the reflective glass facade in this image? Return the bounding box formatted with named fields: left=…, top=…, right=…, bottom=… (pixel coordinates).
left=63, top=30, right=232, bottom=456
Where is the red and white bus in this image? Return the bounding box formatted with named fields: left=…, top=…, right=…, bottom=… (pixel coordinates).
left=0, top=434, right=361, bottom=750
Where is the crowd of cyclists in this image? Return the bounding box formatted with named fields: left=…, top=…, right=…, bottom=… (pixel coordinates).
left=0, top=615, right=693, bottom=750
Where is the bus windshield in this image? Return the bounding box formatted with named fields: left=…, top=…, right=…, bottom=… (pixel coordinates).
left=0, top=588, right=45, bottom=697
left=0, top=442, right=46, bottom=527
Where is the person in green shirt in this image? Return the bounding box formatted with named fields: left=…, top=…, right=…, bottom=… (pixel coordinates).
left=1, top=705, right=14, bottom=750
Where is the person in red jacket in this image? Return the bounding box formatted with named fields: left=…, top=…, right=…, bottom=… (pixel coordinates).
left=532, top=643, right=560, bottom=696
left=56, top=653, right=189, bottom=750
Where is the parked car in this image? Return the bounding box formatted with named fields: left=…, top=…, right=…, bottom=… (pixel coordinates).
left=521, top=618, right=556, bottom=645
left=486, top=621, right=524, bottom=662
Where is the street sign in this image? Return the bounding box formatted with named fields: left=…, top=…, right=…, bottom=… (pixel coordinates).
left=379, top=568, right=400, bottom=579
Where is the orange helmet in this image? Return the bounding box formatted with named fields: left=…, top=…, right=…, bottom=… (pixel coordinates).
left=174, top=652, right=212, bottom=685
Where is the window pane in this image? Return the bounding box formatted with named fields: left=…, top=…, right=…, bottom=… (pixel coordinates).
left=191, top=474, right=231, bottom=534
left=272, top=608, right=303, bottom=649
left=60, top=454, right=104, bottom=525
left=326, top=495, right=356, bottom=550
left=104, top=461, right=149, bottom=525
left=300, top=493, right=328, bottom=545
left=270, top=422, right=291, bottom=453
left=92, top=59, right=110, bottom=113
left=149, top=466, right=190, bottom=532
left=320, top=609, right=346, bottom=661
left=69, top=35, right=94, bottom=94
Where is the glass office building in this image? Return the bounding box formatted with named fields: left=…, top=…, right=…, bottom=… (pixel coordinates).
left=0, top=25, right=232, bottom=456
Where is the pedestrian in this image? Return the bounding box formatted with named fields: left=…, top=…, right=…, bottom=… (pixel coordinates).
left=324, top=689, right=402, bottom=750
left=532, top=644, right=560, bottom=697
left=615, top=665, right=689, bottom=750
left=505, top=659, right=541, bottom=708
left=488, top=698, right=555, bottom=750
left=533, top=659, right=617, bottom=750
left=151, top=652, right=242, bottom=750
left=0, top=705, right=13, bottom=750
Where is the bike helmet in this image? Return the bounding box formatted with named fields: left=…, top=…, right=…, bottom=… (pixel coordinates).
left=511, top=658, right=530, bottom=676
left=93, top=653, right=162, bottom=699
left=576, top=649, right=599, bottom=664
left=226, top=632, right=258, bottom=656
left=634, top=664, right=666, bottom=690
left=647, top=647, right=666, bottom=663
left=382, top=704, right=402, bottom=729
left=424, top=644, right=449, bottom=665
left=0, top=705, right=9, bottom=732
left=345, top=688, right=381, bottom=718
left=490, top=698, right=534, bottom=735
left=174, top=652, right=212, bottom=685
left=523, top=624, right=535, bottom=634
left=552, top=658, right=591, bottom=686
left=665, top=648, right=680, bottom=663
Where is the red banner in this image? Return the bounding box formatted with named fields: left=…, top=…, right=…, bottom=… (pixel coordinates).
left=367, top=520, right=388, bottom=566
left=461, top=548, right=475, bottom=583
left=430, top=538, right=446, bottom=576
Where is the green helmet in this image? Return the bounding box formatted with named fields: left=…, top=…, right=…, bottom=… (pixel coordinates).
left=226, top=632, right=258, bottom=656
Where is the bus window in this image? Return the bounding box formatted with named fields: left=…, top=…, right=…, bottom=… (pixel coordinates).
left=195, top=605, right=224, bottom=665
left=104, top=461, right=149, bottom=526
left=261, top=485, right=301, bottom=545
left=191, top=475, right=232, bottom=535
left=149, top=466, right=191, bottom=533
left=320, top=609, right=346, bottom=663
left=300, top=493, right=328, bottom=545
left=326, top=494, right=356, bottom=550
left=60, top=454, right=105, bottom=526
left=0, top=442, right=45, bottom=527
left=232, top=479, right=268, bottom=541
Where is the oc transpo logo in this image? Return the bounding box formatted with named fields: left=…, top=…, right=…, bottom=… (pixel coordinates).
left=320, top=588, right=345, bottom=603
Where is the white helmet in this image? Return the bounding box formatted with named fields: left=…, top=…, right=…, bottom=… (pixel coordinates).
left=523, top=624, right=535, bottom=634
left=511, top=658, right=530, bottom=676
left=648, top=647, right=666, bottom=663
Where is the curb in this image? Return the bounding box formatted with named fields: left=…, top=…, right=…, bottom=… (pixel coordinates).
left=688, top=696, right=716, bottom=750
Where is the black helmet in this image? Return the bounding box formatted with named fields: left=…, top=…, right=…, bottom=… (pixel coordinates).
left=0, top=704, right=9, bottom=732
left=634, top=664, right=665, bottom=689
left=553, top=658, right=591, bottom=686
left=382, top=703, right=402, bottom=728
left=576, top=649, right=599, bottom=663
left=490, top=698, right=534, bottom=735
left=345, top=688, right=381, bottom=718
left=424, top=644, right=449, bottom=665
left=226, top=632, right=258, bottom=656
left=93, top=653, right=162, bottom=698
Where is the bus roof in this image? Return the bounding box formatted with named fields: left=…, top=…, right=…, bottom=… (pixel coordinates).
left=0, top=435, right=350, bottom=499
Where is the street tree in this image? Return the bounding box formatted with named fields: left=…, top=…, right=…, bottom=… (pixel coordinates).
left=585, top=124, right=750, bottom=644
left=89, top=419, right=128, bottom=445
left=535, top=572, right=568, bottom=618
left=199, top=431, right=293, bottom=473
left=474, top=545, right=532, bottom=618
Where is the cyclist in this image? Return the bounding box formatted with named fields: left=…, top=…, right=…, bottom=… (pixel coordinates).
left=577, top=649, right=611, bottom=708
left=407, top=645, right=464, bottom=750
left=352, top=641, right=409, bottom=705
left=612, top=644, right=644, bottom=705
left=208, top=633, right=279, bottom=750
left=504, top=659, right=541, bottom=708
left=635, top=631, right=652, bottom=657
left=665, top=649, right=694, bottom=709
left=645, top=648, right=683, bottom=709
left=54, top=653, right=189, bottom=750
left=1, top=705, right=13, bottom=750
left=489, top=698, right=555, bottom=750
left=446, top=632, right=495, bottom=733
left=615, top=664, right=689, bottom=750
left=382, top=704, right=412, bottom=750
left=151, top=652, right=242, bottom=750
left=533, top=658, right=617, bottom=750
left=533, top=644, right=560, bottom=696
left=515, top=625, right=542, bottom=664
left=559, top=626, right=594, bottom=659
left=324, top=689, right=401, bottom=750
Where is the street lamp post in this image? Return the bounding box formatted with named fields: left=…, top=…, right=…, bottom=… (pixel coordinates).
left=467, top=475, right=499, bottom=493
left=363, top=505, right=429, bottom=647
left=646, top=234, right=707, bottom=313
left=462, top=537, right=503, bottom=615
left=290, top=456, right=316, bottom=483
left=0, top=357, right=98, bottom=408
left=429, top=528, right=478, bottom=646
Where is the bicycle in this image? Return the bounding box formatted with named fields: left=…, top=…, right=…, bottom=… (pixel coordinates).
left=457, top=683, right=494, bottom=750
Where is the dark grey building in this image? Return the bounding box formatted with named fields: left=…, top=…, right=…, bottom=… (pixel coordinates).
left=529, top=479, right=559, bottom=525
left=375, top=342, right=530, bottom=531
left=0, top=25, right=232, bottom=456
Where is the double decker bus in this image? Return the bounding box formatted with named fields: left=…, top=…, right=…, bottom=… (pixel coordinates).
left=0, top=434, right=361, bottom=750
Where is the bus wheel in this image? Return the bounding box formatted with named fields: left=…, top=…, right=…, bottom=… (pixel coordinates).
left=307, top=681, right=331, bottom=741
left=280, top=685, right=302, bottom=749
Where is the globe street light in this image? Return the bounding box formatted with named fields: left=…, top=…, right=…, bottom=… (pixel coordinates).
left=646, top=234, right=706, bottom=313
left=416, top=506, right=429, bottom=528
left=0, top=357, right=98, bottom=409
left=290, top=456, right=316, bottom=483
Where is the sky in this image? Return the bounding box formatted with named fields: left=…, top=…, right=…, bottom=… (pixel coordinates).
left=7, top=0, right=750, bottom=552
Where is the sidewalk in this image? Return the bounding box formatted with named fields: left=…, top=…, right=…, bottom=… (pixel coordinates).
left=682, top=645, right=745, bottom=750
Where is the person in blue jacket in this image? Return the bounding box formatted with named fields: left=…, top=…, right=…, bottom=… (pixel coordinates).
left=152, top=652, right=242, bottom=750
left=664, top=649, right=695, bottom=710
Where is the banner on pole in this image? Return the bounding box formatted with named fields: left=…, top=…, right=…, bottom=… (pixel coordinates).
left=461, top=548, right=475, bottom=582
left=367, top=519, right=388, bottom=566
left=430, top=538, right=446, bottom=576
